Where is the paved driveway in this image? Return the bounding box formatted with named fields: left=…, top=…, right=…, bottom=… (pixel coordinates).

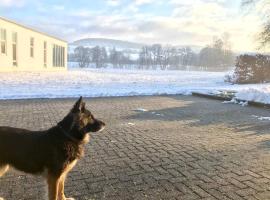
left=0, top=95, right=270, bottom=200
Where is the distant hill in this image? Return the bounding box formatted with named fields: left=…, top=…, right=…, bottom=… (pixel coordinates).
left=68, top=38, right=204, bottom=55
left=175, top=45, right=203, bottom=54
left=69, top=38, right=144, bottom=51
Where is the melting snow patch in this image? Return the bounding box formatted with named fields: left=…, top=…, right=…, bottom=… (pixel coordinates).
left=239, top=101, right=248, bottom=107
left=155, top=113, right=164, bottom=116
left=258, top=117, right=270, bottom=121
left=127, top=122, right=135, bottom=126
left=222, top=98, right=238, bottom=104
left=222, top=98, right=248, bottom=106
left=134, top=108, right=148, bottom=112
left=150, top=111, right=164, bottom=116
left=252, top=115, right=270, bottom=121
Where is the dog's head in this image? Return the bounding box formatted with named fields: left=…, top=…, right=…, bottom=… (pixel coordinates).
left=71, top=97, right=105, bottom=134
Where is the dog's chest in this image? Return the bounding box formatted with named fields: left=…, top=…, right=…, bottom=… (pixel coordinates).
left=64, top=159, right=78, bottom=175
left=82, top=134, right=90, bottom=144
left=63, top=140, right=86, bottom=161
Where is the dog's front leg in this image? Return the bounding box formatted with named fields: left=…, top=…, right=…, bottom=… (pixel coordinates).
left=58, top=175, right=66, bottom=200
left=58, top=175, right=75, bottom=200
left=47, top=175, right=60, bottom=200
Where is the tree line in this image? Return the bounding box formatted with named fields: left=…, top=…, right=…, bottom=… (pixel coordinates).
left=69, top=46, right=133, bottom=68
left=69, top=34, right=235, bottom=71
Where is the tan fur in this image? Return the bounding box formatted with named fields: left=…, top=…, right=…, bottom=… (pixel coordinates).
left=47, top=159, right=77, bottom=200
left=47, top=175, right=60, bottom=200
left=63, top=160, right=78, bottom=177
left=0, top=165, right=9, bottom=177
left=82, top=134, right=90, bottom=144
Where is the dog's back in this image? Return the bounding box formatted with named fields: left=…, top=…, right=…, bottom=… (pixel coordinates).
left=0, top=125, right=87, bottom=176
left=0, top=127, right=50, bottom=174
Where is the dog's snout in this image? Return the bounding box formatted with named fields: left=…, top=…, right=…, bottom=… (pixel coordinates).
left=100, top=121, right=105, bottom=127
left=96, top=120, right=105, bottom=132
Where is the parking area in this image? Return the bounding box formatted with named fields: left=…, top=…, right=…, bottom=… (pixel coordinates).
left=0, top=95, right=270, bottom=200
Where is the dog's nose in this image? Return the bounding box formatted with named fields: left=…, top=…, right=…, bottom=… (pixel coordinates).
left=97, top=119, right=105, bottom=126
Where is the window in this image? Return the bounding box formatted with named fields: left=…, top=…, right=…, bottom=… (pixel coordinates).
left=0, top=28, right=7, bottom=55
left=56, top=45, right=59, bottom=66
left=62, top=47, right=65, bottom=67
left=12, top=32, right=17, bottom=66
left=52, top=44, right=65, bottom=67
left=53, top=44, right=56, bottom=66
left=44, top=41, right=47, bottom=67
left=30, top=37, right=34, bottom=57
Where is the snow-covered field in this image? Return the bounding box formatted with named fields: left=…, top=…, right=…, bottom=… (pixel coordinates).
left=0, top=68, right=269, bottom=104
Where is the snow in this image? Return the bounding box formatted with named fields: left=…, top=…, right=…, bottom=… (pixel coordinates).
left=134, top=108, right=148, bottom=112
left=0, top=68, right=270, bottom=105
left=235, top=87, right=270, bottom=104
left=222, top=99, right=238, bottom=104
left=258, top=117, right=270, bottom=121
left=222, top=99, right=249, bottom=106
left=252, top=115, right=270, bottom=121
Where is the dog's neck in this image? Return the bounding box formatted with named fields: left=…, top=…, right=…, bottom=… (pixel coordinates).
left=57, top=113, right=85, bottom=143
left=57, top=124, right=80, bottom=143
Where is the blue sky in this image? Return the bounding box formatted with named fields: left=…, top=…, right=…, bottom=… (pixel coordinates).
left=0, top=0, right=262, bottom=51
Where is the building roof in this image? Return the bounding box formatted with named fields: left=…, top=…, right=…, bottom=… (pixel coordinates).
left=0, top=16, right=67, bottom=43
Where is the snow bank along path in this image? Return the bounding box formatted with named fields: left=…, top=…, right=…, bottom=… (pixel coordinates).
left=0, top=68, right=269, bottom=104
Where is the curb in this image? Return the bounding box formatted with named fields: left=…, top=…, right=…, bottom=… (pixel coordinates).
left=192, top=92, right=270, bottom=109
left=192, top=92, right=232, bottom=101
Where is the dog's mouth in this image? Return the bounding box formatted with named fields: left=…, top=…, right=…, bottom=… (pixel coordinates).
left=98, top=124, right=105, bottom=132
left=86, top=120, right=105, bottom=133
left=96, top=121, right=106, bottom=132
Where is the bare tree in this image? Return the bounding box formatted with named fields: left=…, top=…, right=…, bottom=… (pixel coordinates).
left=109, top=47, right=120, bottom=68
left=151, top=44, right=162, bottom=69
left=178, top=47, right=194, bottom=69
left=139, top=46, right=151, bottom=69
left=242, top=0, right=270, bottom=48
left=74, top=46, right=91, bottom=68
left=198, top=35, right=235, bottom=70
left=91, top=46, right=102, bottom=68
left=160, top=45, right=172, bottom=70
left=101, top=47, right=108, bottom=68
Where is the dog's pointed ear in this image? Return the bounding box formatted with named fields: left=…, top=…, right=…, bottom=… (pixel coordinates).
left=72, top=96, right=85, bottom=112
left=81, top=102, right=86, bottom=112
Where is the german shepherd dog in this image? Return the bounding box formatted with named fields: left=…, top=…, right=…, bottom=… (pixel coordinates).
left=0, top=97, right=105, bottom=200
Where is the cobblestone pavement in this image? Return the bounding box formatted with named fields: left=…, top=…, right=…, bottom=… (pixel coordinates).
left=0, top=95, right=270, bottom=200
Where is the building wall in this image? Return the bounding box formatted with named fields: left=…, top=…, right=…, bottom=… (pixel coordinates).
left=0, top=17, right=67, bottom=72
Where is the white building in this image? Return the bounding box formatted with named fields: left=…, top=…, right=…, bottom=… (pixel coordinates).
left=0, top=16, right=67, bottom=72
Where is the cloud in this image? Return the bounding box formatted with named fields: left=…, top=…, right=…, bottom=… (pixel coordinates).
left=168, top=0, right=261, bottom=51
left=33, top=4, right=260, bottom=51
left=0, top=0, right=262, bottom=52
left=134, top=0, right=155, bottom=6
left=106, top=0, right=121, bottom=6
left=0, top=0, right=25, bottom=7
